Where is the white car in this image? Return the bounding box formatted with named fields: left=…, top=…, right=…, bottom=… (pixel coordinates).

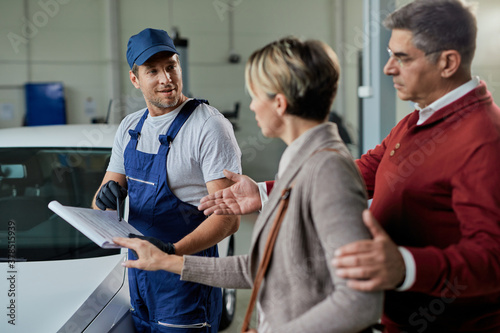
left=0, top=124, right=235, bottom=332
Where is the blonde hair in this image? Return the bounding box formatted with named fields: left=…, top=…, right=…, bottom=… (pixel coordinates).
left=245, top=36, right=340, bottom=121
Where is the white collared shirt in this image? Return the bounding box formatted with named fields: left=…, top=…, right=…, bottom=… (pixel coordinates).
left=277, top=123, right=328, bottom=178
left=258, top=124, right=328, bottom=210
left=415, top=76, right=480, bottom=125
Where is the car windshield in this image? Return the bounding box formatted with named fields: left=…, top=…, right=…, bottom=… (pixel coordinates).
left=0, top=147, right=120, bottom=261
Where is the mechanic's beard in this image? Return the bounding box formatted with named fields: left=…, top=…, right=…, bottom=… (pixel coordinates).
left=144, top=93, right=179, bottom=110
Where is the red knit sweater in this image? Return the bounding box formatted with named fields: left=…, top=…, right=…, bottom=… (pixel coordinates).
left=357, top=82, right=500, bottom=332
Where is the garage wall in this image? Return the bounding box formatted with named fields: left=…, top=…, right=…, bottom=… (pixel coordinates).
left=117, top=0, right=338, bottom=180
left=0, top=0, right=499, bottom=177
left=0, top=0, right=107, bottom=127
left=0, top=0, right=341, bottom=180
left=471, top=0, right=500, bottom=113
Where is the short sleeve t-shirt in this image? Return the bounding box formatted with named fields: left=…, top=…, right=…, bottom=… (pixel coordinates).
left=107, top=99, right=242, bottom=206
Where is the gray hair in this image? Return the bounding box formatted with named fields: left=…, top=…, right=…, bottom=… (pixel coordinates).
left=383, top=0, right=477, bottom=67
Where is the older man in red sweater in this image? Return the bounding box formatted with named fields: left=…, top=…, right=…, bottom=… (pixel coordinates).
left=332, top=1, right=500, bottom=331
left=198, top=0, right=500, bottom=332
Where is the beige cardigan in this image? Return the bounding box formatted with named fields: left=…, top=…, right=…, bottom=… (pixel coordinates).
left=182, top=123, right=383, bottom=332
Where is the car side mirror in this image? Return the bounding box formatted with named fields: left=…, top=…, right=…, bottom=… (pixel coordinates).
left=0, top=164, right=27, bottom=179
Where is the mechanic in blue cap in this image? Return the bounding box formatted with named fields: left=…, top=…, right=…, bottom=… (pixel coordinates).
left=92, top=28, right=241, bottom=332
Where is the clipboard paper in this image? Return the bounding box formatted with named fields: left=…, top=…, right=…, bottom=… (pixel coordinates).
left=48, top=200, right=143, bottom=249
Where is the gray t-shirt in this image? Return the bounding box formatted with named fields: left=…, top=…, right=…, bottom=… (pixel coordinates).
left=107, top=99, right=241, bottom=206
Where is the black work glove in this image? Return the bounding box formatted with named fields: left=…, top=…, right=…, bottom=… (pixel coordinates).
left=129, top=233, right=176, bottom=255
left=95, top=180, right=127, bottom=211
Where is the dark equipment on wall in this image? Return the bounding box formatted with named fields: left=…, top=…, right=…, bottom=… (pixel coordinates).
left=329, top=111, right=352, bottom=145
left=221, top=102, right=240, bottom=130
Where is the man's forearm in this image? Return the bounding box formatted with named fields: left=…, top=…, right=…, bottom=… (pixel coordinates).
left=173, top=214, right=240, bottom=255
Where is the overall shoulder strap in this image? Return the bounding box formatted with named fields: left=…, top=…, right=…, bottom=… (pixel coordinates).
left=158, top=99, right=208, bottom=146
left=128, top=109, right=150, bottom=140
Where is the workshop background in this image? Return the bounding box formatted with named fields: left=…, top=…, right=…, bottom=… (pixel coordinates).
left=1, top=0, right=499, bottom=182
left=1, top=1, right=499, bottom=332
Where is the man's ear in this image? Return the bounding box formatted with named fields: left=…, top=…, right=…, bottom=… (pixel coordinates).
left=129, top=70, right=140, bottom=89
left=439, top=50, right=461, bottom=79
left=274, top=93, right=288, bottom=117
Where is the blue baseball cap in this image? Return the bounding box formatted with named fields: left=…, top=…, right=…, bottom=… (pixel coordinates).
left=126, top=28, right=178, bottom=69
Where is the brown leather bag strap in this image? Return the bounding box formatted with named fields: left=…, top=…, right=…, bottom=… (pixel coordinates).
left=241, top=187, right=292, bottom=333
left=314, top=147, right=340, bottom=155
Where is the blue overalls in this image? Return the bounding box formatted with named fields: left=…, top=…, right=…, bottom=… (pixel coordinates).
left=124, top=99, right=222, bottom=333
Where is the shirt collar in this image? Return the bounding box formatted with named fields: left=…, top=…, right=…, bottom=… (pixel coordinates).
left=147, top=98, right=192, bottom=123
left=415, top=76, right=480, bottom=125
left=277, top=123, right=329, bottom=178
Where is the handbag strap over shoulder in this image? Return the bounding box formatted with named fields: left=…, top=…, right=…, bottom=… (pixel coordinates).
left=241, top=187, right=292, bottom=333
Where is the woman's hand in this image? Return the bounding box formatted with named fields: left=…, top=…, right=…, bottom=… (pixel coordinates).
left=113, top=237, right=184, bottom=274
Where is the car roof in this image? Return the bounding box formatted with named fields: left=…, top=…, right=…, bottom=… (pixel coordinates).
left=0, top=124, right=118, bottom=148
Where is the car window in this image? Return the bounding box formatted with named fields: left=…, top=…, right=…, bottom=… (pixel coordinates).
left=0, top=147, right=120, bottom=261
